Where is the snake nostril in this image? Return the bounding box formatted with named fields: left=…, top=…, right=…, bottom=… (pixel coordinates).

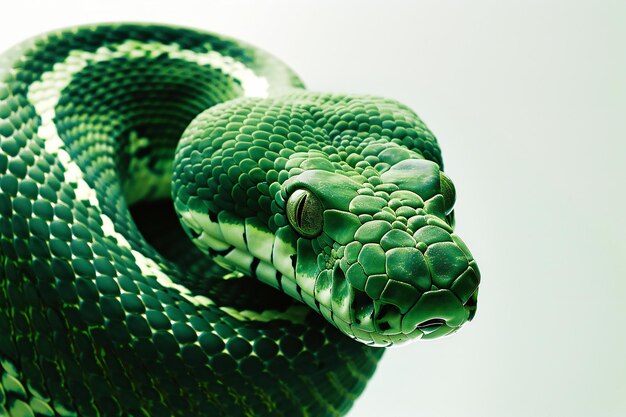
left=416, top=318, right=446, bottom=334
left=417, top=318, right=445, bottom=327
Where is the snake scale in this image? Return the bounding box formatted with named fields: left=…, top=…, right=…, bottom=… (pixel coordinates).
left=0, top=24, right=480, bottom=417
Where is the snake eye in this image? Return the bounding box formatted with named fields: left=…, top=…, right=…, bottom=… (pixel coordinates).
left=439, top=171, right=456, bottom=215
left=286, top=189, right=323, bottom=237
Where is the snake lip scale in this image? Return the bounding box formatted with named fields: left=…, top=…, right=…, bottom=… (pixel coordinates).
left=0, top=23, right=480, bottom=417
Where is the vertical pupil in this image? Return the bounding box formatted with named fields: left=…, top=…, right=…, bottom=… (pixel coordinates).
left=296, top=194, right=307, bottom=227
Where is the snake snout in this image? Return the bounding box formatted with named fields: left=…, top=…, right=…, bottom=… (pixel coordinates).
left=345, top=230, right=480, bottom=345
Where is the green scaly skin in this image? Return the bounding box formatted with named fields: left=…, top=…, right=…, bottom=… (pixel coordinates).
left=0, top=24, right=479, bottom=417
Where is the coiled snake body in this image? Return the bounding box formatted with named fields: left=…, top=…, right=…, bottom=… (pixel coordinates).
left=0, top=24, right=480, bottom=417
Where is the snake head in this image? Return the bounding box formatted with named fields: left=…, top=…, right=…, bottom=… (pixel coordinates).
left=173, top=93, right=479, bottom=347
left=280, top=156, right=479, bottom=346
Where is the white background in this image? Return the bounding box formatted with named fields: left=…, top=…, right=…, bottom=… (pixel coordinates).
left=2, top=1, right=625, bottom=416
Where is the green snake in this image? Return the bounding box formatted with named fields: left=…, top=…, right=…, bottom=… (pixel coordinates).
left=0, top=24, right=480, bottom=417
